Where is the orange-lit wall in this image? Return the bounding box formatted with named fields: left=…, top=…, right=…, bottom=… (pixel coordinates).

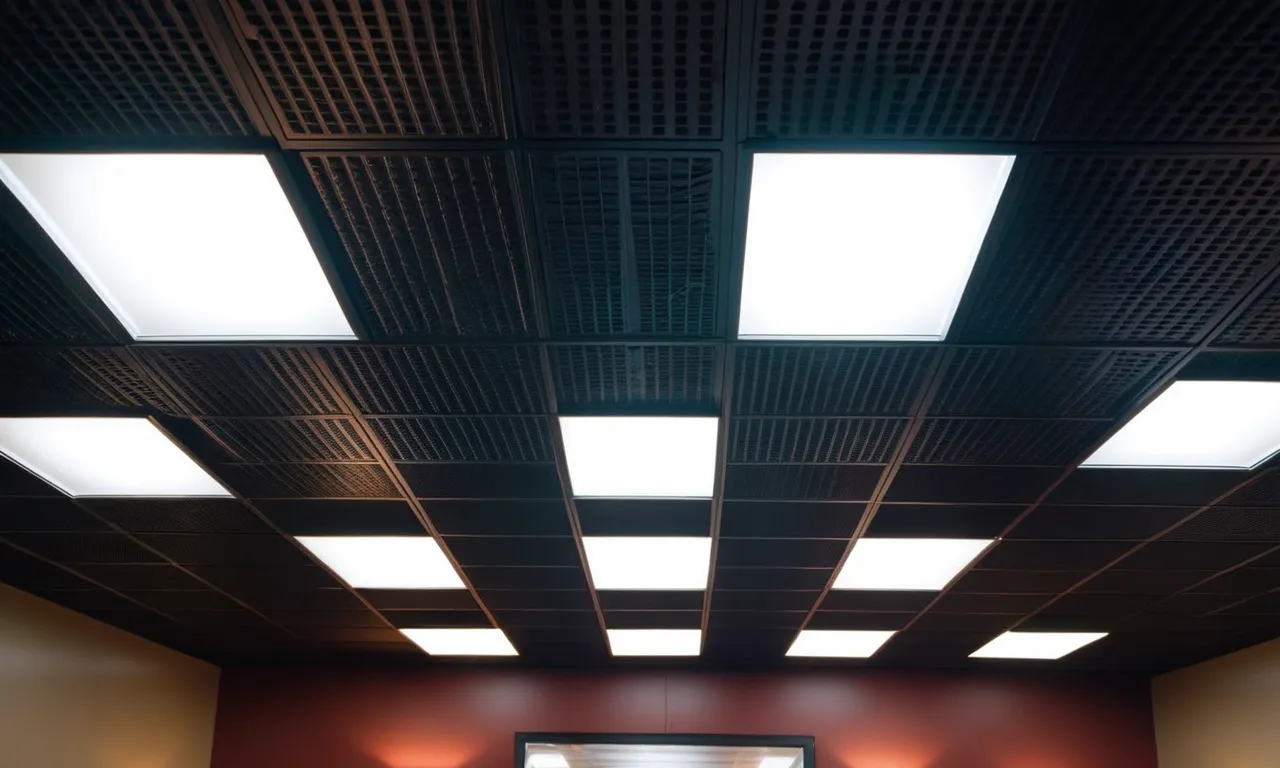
left=211, top=668, right=1158, bottom=768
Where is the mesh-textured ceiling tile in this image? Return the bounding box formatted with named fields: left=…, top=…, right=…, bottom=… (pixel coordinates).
left=256, top=499, right=423, bottom=536
left=1046, top=1, right=1280, bottom=141
left=306, top=155, right=534, bottom=337
left=961, top=155, right=1280, bottom=343
left=866, top=504, right=1020, bottom=539
left=323, top=346, right=545, bottom=415
left=886, top=467, right=1059, bottom=503
left=734, top=346, right=934, bottom=416
left=4, top=533, right=164, bottom=565
left=553, top=345, right=717, bottom=413
left=139, top=348, right=342, bottom=417
left=38, top=349, right=186, bottom=414
left=950, top=569, right=1090, bottom=594
left=715, top=538, right=846, bottom=569
left=932, top=348, right=1180, bottom=418
left=427, top=500, right=570, bottom=537
left=230, top=0, right=499, bottom=136
left=1078, top=569, right=1219, bottom=595
left=1049, top=469, right=1251, bottom=506
left=724, top=464, right=882, bottom=501
left=713, top=567, right=831, bottom=591
left=720, top=501, right=862, bottom=538
left=712, top=590, right=819, bottom=611
left=0, top=499, right=110, bottom=533
left=1163, top=508, right=1280, bottom=542
left=136, top=534, right=309, bottom=567
left=536, top=154, right=720, bottom=336
left=72, top=564, right=207, bottom=591
left=203, top=418, right=372, bottom=462
left=1120, top=541, right=1273, bottom=571
left=1216, top=472, right=1280, bottom=508
left=363, top=589, right=480, bottom=611
left=751, top=0, right=1071, bottom=139
left=820, top=591, right=935, bottom=612
left=976, top=541, right=1133, bottom=571
left=1217, top=280, right=1280, bottom=346
left=221, top=463, right=399, bottom=498
left=464, top=566, right=587, bottom=591
left=1008, top=506, right=1194, bottom=541
left=0, top=0, right=254, bottom=136
left=0, top=202, right=116, bottom=342
left=906, top=419, right=1105, bottom=466
left=576, top=499, right=710, bottom=537
left=368, top=417, right=551, bottom=462
left=514, top=1, right=724, bottom=138
left=444, top=536, right=581, bottom=568
left=731, top=418, right=905, bottom=463
left=400, top=463, right=562, bottom=499
left=82, top=499, right=273, bottom=535
left=597, top=591, right=703, bottom=611
left=603, top=610, right=702, bottom=630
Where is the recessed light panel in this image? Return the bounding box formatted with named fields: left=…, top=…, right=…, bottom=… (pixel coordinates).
left=0, top=417, right=229, bottom=497
left=559, top=416, right=718, bottom=498
left=527, top=753, right=570, bottom=768
left=738, top=152, right=1015, bottom=340
left=400, top=628, right=517, bottom=656
left=1082, top=380, right=1280, bottom=470
left=607, top=629, right=702, bottom=656
left=0, top=153, right=355, bottom=340
left=583, top=537, right=711, bottom=590
left=759, top=757, right=798, bottom=768
left=832, top=538, right=990, bottom=590
left=296, top=536, right=465, bottom=589
left=970, top=631, right=1108, bottom=660
left=786, top=630, right=896, bottom=658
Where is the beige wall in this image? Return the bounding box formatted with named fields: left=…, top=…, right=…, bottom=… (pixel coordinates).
left=1152, top=636, right=1280, bottom=768
left=0, top=582, right=220, bottom=768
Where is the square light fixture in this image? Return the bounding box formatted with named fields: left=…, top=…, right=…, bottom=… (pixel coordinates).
left=0, top=417, right=229, bottom=497
left=786, top=630, right=896, bottom=658
left=970, top=631, right=1108, bottom=660
left=583, top=536, right=711, bottom=590
left=400, top=628, right=517, bottom=656
left=738, top=152, right=1015, bottom=340
left=296, top=536, right=464, bottom=589
left=1081, top=380, right=1280, bottom=470
left=607, top=629, right=702, bottom=656
left=759, top=757, right=799, bottom=768
left=0, top=153, right=355, bottom=341
left=832, top=538, right=990, bottom=590
left=559, top=416, right=718, bottom=498
left=527, top=753, right=570, bottom=768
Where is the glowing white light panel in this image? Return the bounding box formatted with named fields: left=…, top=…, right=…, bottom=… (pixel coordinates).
left=559, top=416, right=718, bottom=498
left=738, top=152, right=1015, bottom=340
left=0, top=417, right=229, bottom=497
left=1082, top=380, right=1280, bottom=469
left=0, top=153, right=355, bottom=340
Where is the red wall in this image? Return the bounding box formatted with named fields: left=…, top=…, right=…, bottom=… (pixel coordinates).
left=211, top=668, right=1158, bottom=768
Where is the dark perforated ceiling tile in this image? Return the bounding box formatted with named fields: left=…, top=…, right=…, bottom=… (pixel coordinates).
left=230, top=0, right=500, bottom=137
left=750, top=0, right=1072, bottom=139
left=514, top=1, right=725, bottom=138
left=533, top=154, right=721, bottom=337
left=734, top=346, right=934, bottom=416
left=0, top=0, right=255, bottom=136
left=553, top=345, right=719, bottom=414
left=906, top=419, right=1106, bottom=466
left=866, top=505, right=1021, bottom=539
left=732, top=418, right=905, bottom=464
left=1045, top=0, right=1280, bottom=142
left=305, top=154, right=535, bottom=338
left=959, top=155, right=1280, bottom=344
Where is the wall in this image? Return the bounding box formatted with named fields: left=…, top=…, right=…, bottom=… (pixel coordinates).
left=1152, top=637, right=1280, bottom=768
left=0, top=582, right=221, bottom=768
left=212, top=667, right=1158, bottom=768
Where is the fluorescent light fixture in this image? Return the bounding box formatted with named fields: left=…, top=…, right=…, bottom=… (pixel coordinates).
left=296, top=536, right=465, bottom=589
left=0, top=153, right=355, bottom=340
left=786, top=630, right=896, bottom=658
left=527, top=753, right=570, bottom=768
left=832, top=538, right=990, bottom=590
left=759, top=757, right=798, bottom=768
left=0, top=417, right=229, bottom=497
left=738, top=152, right=1014, bottom=340
left=1081, top=380, right=1280, bottom=470
left=583, top=536, right=711, bottom=590
left=559, top=416, right=718, bottom=498
left=970, top=631, right=1108, bottom=660
left=400, top=628, right=517, bottom=656
left=607, top=629, right=702, bottom=656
